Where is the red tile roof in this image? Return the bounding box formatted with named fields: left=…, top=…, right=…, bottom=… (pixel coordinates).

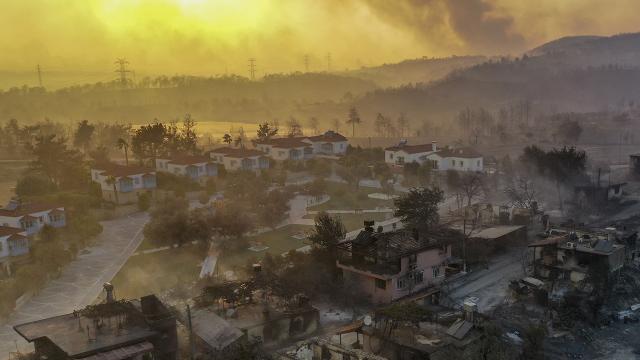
left=0, top=204, right=64, bottom=218
left=8, top=233, right=27, bottom=241
left=209, top=147, right=266, bottom=158
left=434, top=147, right=482, bottom=159
left=385, top=143, right=435, bottom=154
left=307, top=131, right=348, bottom=143
left=94, top=163, right=155, bottom=178
left=0, top=226, right=25, bottom=237
left=254, top=137, right=312, bottom=149
left=164, top=154, right=211, bottom=165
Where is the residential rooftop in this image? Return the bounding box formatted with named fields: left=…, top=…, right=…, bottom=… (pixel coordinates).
left=93, top=163, right=155, bottom=178
left=0, top=202, right=64, bottom=218
left=306, top=130, right=348, bottom=143
left=254, top=137, right=312, bottom=148
left=159, top=154, right=211, bottom=165
left=209, top=147, right=266, bottom=158
left=0, top=225, right=25, bottom=237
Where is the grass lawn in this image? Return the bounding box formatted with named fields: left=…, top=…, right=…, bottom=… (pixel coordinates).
left=303, top=212, right=392, bottom=232
left=111, top=244, right=205, bottom=299
left=308, top=182, right=396, bottom=212
left=0, top=160, right=29, bottom=204
left=218, top=224, right=313, bottom=271
left=113, top=224, right=314, bottom=298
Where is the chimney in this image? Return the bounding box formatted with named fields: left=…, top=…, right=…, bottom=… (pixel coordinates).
left=431, top=141, right=437, bottom=152
left=103, top=283, right=115, bottom=303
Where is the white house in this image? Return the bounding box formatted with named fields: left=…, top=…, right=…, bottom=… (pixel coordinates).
left=384, top=142, right=438, bottom=166
left=304, top=131, right=349, bottom=156
left=0, top=200, right=66, bottom=236
left=425, top=147, right=483, bottom=172
left=155, top=154, right=218, bottom=184
left=255, top=137, right=314, bottom=161
left=209, top=147, right=270, bottom=171
left=385, top=142, right=483, bottom=172
left=91, top=163, right=157, bottom=205
left=0, top=226, right=29, bottom=275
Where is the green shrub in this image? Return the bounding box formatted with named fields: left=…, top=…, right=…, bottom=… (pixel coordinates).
left=16, top=173, right=57, bottom=197
left=138, top=192, right=152, bottom=211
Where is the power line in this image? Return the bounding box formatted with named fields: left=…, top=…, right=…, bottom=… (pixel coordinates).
left=304, top=54, right=310, bottom=72
left=248, top=58, right=256, bottom=80
left=36, top=64, right=43, bottom=87
left=114, top=58, right=131, bottom=87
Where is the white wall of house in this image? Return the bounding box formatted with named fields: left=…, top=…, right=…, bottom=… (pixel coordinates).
left=426, top=154, right=483, bottom=172
left=91, top=170, right=154, bottom=192
left=155, top=159, right=210, bottom=178
left=0, top=209, right=65, bottom=235
left=0, top=232, right=29, bottom=260
left=307, top=140, right=348, bottom=155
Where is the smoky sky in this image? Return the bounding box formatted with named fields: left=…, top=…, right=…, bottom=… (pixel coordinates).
left=0, top=0, right=638, bottom=79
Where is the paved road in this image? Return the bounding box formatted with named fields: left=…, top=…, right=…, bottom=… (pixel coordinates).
left=444, top=247, right=525, bottom=313
left=0, top=212, right=148, bottom=358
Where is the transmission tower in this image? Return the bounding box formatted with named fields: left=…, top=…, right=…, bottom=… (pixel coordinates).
left=304, top=54, right=310, bottom=72
left=248, top=58, right=257, bottom=80
left=326, top=53, right=332, bottom=72
left=114, top=58, right=131, bottom=87
left=36, top=64, right=43, bottom=87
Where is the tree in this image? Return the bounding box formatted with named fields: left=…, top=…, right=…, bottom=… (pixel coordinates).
left=521, top=323, right=546, bottom=360
left=210, top=203, right=253, bottom=249
left=394, top=187, right=443, bottom=238
left=458, top=173, right=484, bottom=207
left=131, top=122, right=167, bottom=160
left=256, top=121, right=278, bottom=141
left=397, top=113, right=408, bottom=137
left=117, top=138, right=129, bottom=165
left=346, top=107, right=361, bottom=137
left=180, top=113, right=198, bottom=154
left=73, top=120, right=95, bottom=153
left=28, top=135, right=86, bottom=189
left=286, top=117, right=303, bottom=137
left=308, top=212, right=346, bottom=267
left=15, top=173, right=57, bottom=197
left=144, top=197, right=211, bottom=247
left=504, top=177, right=538, bottom=210
left=258, top=189, right=291, bottom=229
left=374, top=113, right=387, bottom=137
left=308, top=117, right=319, bottom=135
left=105, top=176, right=119, bottom=204
left=554, top=119, right=582, bottom=144
left=222, top=133, right=233, bottom=145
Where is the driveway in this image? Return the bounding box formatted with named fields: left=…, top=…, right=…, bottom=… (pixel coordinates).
left=0, top=212, right=149, bottom=357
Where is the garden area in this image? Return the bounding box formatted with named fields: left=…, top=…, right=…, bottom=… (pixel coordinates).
left=307, top=182, right=396, bottom=211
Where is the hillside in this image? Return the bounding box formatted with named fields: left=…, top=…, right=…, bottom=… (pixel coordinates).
left=352, top=32, right=640, bottom=127
left=0, top=73, right=377, bottom=124
left=343, top=56, right=488, bottom=87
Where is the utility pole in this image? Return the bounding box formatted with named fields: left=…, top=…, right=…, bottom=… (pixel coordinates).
left=248, top=58, right=256, bottom=80
left=326, top=52, right=332, bottom=72
left=304, top=54, right=310, bottom=72
left=36, top=64, right=43, bottom=87
left=114, top=58, right=131, bottom=87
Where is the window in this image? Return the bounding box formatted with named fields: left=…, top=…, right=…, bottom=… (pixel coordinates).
left=134, top=178, right=140, bottom=184
left=39, top=216, right=44, bottom=224
left=408, top=254, right=417, bottom=271
left=230, top=160, right=237, bottom=167
left=278, top=151, right=285, bottom=156
left=460, top=161, right=464, bottom=168
left=375, top=279, right=386, bottom=289
left=396, top=278, right=406, bottom=289
left=415, top=271, right=424, bottom=283
left=477, top=160, right=481, bottom=167
left=0, top=242, right=3, bottom=252
left=451, top=160, right=456, bottom=167
left=389, top=153, right=393, bottom=159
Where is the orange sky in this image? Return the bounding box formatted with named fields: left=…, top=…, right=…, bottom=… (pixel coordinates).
left=1, top=0, right=639, bottom=78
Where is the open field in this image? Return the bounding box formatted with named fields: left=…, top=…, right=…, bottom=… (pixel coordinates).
left=0, top=160, right=28, bottom=204
left=308, top=182, right=396, bottom=211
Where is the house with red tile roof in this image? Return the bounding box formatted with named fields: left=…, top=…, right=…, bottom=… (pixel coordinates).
left=155, top=154, right=218, bottom=184
left=385, top=141, right=483, bottom=172
left=255, top=131, right=349, bottom=160
left=305, top=131, right=349, bottom=155
left=91, top=163, right=157, bottom=205
left=0, top=226, right=29, bottom=275
left=208, top=147, right=269, bottom=171
left=0, top=200, right=66, bottom=236
left=254, top=137, right=314, bottom=161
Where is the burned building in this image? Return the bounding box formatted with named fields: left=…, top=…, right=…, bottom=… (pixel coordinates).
left=13, top=284, right=177, bottom=360
left=529, top=232, right=625, bottom=287
left=336, top=224, right=462, bottom=304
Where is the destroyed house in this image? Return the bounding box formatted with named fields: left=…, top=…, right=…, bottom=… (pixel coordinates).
left=529, top=233, right=625, bottom=285
left=13, top=294, right=177, bottom=360
left=336, top=226, right=460, bottom=304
